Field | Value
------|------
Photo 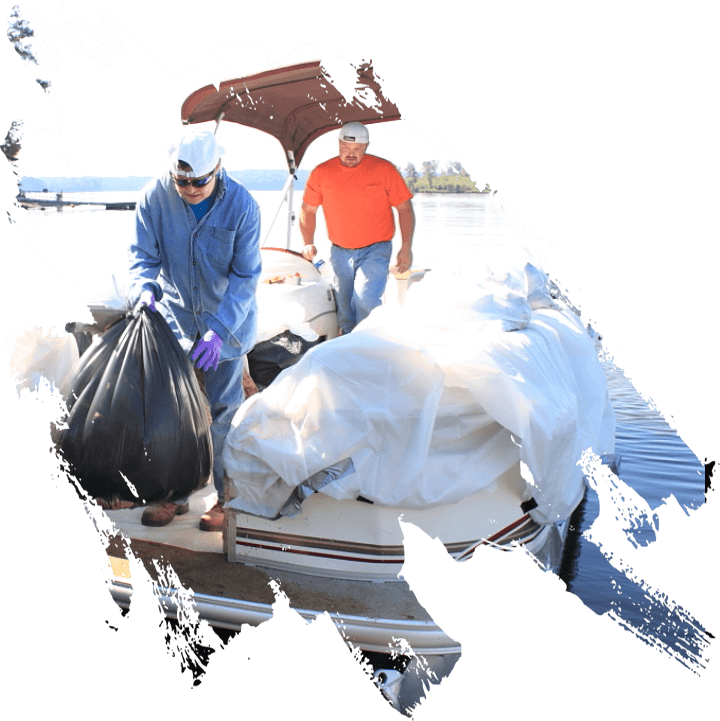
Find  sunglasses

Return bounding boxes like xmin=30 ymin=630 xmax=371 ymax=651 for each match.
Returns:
xmin=173 ymin=172 xmax=215 ymax=188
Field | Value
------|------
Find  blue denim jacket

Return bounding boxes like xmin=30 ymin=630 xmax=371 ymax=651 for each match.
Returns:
xmin=128 ymin=169 xmax=262 ymax=360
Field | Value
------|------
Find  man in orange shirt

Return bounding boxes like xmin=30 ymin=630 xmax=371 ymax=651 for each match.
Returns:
xmin=300 ymin=122 xmax=415 ymax=334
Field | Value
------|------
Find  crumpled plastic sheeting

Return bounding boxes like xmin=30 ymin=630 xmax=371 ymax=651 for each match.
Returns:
xmin=86 ymin=273 xmax=133 ymax=310
xmin=276 ymin=457 xmax=355 ymax=519
xmin=5 ymin=323 xmax=79 ymax=397
xmin=224 ymin=263 xmax=615 ymax=525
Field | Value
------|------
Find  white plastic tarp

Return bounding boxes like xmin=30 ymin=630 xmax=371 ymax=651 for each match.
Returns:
xmin=11 ymin=326 xmax=79 ymax=394
xmin=223 ymin=263 xmax=615 ymax=525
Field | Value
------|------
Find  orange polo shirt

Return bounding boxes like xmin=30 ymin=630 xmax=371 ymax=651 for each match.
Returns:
xmin=302 ymin=154 xmax=413 ymax=249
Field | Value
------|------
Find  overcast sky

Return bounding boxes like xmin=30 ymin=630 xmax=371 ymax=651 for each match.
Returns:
xmin=9 ymin=11 xmax=456 ymax=177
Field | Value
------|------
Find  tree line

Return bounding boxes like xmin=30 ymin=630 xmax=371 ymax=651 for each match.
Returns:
xmin=400 ymin=161 xmax=485 ymax=194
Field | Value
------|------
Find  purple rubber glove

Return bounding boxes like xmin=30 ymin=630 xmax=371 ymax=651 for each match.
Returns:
xmin=137 ymin=289 xmax=156 ymax=313
xmin=192 ymin=330 xmax=222 ymax=371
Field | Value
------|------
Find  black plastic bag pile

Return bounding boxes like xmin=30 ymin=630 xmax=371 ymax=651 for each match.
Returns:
xmin=56 ymin=307 xmax=213 ymax=505
xmin=247 ymin=330 xmax=320 ymax=390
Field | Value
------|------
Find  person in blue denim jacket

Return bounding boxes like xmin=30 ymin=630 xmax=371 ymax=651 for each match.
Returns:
xmin=128 ymin=128 xmax=262 ymax=530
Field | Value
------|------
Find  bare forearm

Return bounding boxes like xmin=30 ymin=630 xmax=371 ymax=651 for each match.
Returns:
xmin=299 ymin=205 xmax=317 ymax=245
xmin=397 ymin=203 xmax=415 ymax=250
xmin=299 ymin=203 xmax=318 ymax=259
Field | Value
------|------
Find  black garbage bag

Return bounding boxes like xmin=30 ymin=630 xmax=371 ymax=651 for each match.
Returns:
xmin=247 ymin=330 xmax=320 ymax=390
xmin=56 ymin=306 xmax=213 ymax=504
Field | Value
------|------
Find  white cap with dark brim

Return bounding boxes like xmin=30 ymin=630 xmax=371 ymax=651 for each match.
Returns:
xmin=169 ymin=129 xmax=225 ymax=177
xmin=338 ymin=122 xmax=369 ymax=144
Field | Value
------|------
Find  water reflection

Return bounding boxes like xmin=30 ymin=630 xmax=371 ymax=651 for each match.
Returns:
xmin=560 ymin=357 xmax=707 ymax=670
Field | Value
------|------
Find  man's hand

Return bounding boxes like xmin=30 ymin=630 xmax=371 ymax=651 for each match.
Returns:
xmin=393 ymin=247 xmax=413 ymax=275
xmin=301 ymin=244 xmax=317 ymax=261
xmin=133 ymin=289 xmax=156 ymax=315
xmin=193 ymin=330 xmax=223 ymax=371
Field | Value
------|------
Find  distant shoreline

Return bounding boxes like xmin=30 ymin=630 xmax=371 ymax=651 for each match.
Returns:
xmin=20 ymin=170 xmax=493 ymax=196
xmin=19 ymin=169 xmax=311 ymax=194
xmin=402 ymin=173 xmax=489 ymax=195
xmin=409 ymin=189 xmax=494 ymax=195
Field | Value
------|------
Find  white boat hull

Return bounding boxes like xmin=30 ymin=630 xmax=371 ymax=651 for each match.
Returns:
xmin=227 ymin=462 xmax=565 ymax=581
xmin=257 ymin=247 xmax=339 ymax=340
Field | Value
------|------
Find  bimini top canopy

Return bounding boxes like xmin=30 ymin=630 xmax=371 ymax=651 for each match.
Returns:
xmin=180 ymin=60 xmax=401 ymax=170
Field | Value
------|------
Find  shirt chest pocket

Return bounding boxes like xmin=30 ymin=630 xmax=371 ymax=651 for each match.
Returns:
xmin=359 ymin=182 xmax=388 ymax=206
xmin=204 ymin=227 xmax=235 ymax=267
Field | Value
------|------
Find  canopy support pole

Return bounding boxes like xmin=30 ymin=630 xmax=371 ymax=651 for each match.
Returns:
xmin=262 ymin=150 xmax=297 ymax=249
xmin=286 ymin=151 xmax=296 ymax=249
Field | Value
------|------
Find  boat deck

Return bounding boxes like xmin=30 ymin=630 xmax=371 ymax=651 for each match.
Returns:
xmin=97 ymin=423 xmax=565 ymax=658
xmin=106 ymin=534 xmax=433 ymax=623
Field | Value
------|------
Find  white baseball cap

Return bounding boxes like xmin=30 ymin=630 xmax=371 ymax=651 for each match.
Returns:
xmin=170 ymin=129 xmax=225 ymax=177
xmin=339 ymin=122 xmax=369 ymax=144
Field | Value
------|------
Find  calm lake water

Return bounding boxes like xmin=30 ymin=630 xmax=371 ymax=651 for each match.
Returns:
xmin=22 ymin=189 xmax=708 ymax=672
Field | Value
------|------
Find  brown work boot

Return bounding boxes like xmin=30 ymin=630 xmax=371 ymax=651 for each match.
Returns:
xmin=199 ymin=501 xmax=225 ymax=532
xmin=141 ymin=501 xmax=190 ymax=527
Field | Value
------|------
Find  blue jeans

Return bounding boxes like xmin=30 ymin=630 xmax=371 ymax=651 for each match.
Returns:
xmin=175 ymin=354 xmax=246 ymax=504
xmin=330 ymin=242 xmax=393 ymax=334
